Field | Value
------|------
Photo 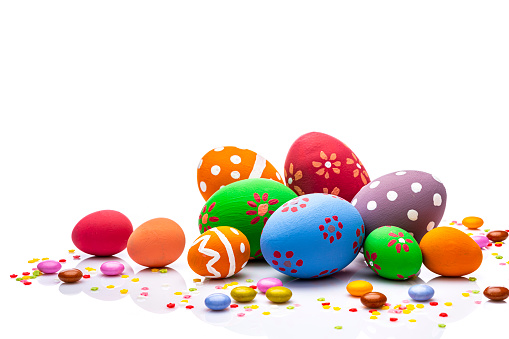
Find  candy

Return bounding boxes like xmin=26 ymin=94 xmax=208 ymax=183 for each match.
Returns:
xmin=120 ymin=289 xmax=128 ymax=294
xmin=346 ymin=280 xmax=373 ymax=297
xmin=360 ymin=292 xmax=387 ymax=308
xmin=10 ymin=274 xmax=17 ymax=278
xmin=58 ymin=269 xmax=83 ymax=283
xmin=37 ymin=260 xmax=62 ymax=274
xmin=100 ymin=261 xmax=125 ymax=276
xmin=430 ymin=302 xmax=438 ymax=306
xmin=83 ymin=275 xmax=90 ymax=279
xmin=231 ymin=286 xmax=257 ymax=302
xmin=444 ymin=302 xmax=452 ymax=306
xmin=462 ymin=216 xmax=483 ymax=229
xmin=487 ymin=230 xmax=508 ymax=242
xmin=471 ymin=235 xmax=490 ymax=248
xmin=408 ymin=284 xmax=435 ymax=301
xmin=483 ymin=286 xmax=509 ymax=301
xmin=166 ymin=303 xmax=175 ymax=308
xmin=256 ymin=278 xmax=283 ymax=293
xmin=265 ymin=286 xmax=292 ymax=303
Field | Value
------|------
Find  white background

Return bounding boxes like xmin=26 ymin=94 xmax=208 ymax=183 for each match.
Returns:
xmin=1 ymin=1 xmax=508 ymax=338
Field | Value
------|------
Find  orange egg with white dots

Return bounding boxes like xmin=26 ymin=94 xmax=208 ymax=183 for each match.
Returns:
xmin=187 ymin=226 xmax=250 ymax=278
xmin=197 ymin=146 xmax=284 ymax=200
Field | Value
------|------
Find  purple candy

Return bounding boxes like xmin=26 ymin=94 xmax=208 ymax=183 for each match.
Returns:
xmin=37 ymin=260 xmax=62 ymax=274
xmin=257 ymin=277 xmax=283 ymax=293
xmin=100 ymin=261 xmax=125 ymax=276
xmin=471 ymin=235 xmax=490 ymax=248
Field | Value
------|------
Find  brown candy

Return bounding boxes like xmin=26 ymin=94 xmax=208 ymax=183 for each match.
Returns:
xmin=58 ymin=268 xmax=83 ymax=283
xmin=360 ymin=292 xmax=387 ymax=308
xmin=483 ymin=286 xmax=509 ymax=301
xmin=486 ymin=230 xmax=508 ymax=243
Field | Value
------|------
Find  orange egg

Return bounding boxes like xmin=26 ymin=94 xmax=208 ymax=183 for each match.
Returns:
xmin=188 ymin=226 xmax=250 ymax=278
xmin=419 ymin=226 xmax=482 ymax=277
xmin=197 ymin=146 xmax=284 ymax=201
xmin=127 ymin=218 xmax=186 ymax=268
xmin=462 ymin=216 xmax=484 ymax=229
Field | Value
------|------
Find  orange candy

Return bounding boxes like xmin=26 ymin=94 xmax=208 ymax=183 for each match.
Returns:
xmin=188 ymin=226 xmax=250 ymax=278
xmin=197 ymin=146 xmax=284 ymax=201
xmin=127 ymin=218 xmax=186 ymax=268
xmin=462 ymin=216 xmax=484 ymax=229
xmin=420 ymin=226 xmax=482 ymax=277
xmin=346 ymin=280 xmax=373 ymax=297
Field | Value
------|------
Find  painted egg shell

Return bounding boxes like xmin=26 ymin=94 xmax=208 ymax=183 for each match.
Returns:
xmin=284 ymin=132 xmax=370 ymax=202
xmin=37 ymin=260 xmax=62 ymax=274
xmin=100 ymin=261 xmax=125 ymax=276
xmin=352 ymin=170 xmax=446 ymax=243
xmin=260 ymin=193 xmax=365 ymax=279
xmin=204 ymin=293 xmax=231 ymax=310
xmin=471 ymin=235 xmax=490 ymax=248
xmin=230 ymin=286 xmax=257 ymax=302
xmin=198 ymin=178 xmax=297 ymax=259
xmin=58 ymin=268 xmax=83 ymax=283
xmin=197 ymin=146 xmax=284 ymax=201
xmin=257 ymin=277 xmax=283 ymax=293
xmin=363 ymin=226 xmax=422 ymax=280
xmin=188 ymin=226 xmax=250 ymax=278
xmin=127 ymin=218 xmax=186 ymax=268
xmin=72 ymin=210 xmax=133 ymax=256
xmin=419 ymin=226 xmax=482 ymax=277
xmin=408 ymin=284 xmax=435 ymax=301
xmin=265 ymin=286 xmax=292 ymax=303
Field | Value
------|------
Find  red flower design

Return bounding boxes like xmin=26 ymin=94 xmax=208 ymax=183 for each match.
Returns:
xmin=318 ymin=216 xmax=343 ymax=244
xmin=246 ymin=192 xmax=279 ymax=225
xmin=281 ymin=197 xmax=309 ymax=213
xmin=199 ymin=202 xmax=219 ymax=232
xmin=387 ymin=232 xmax=414 ymax=253
xmin=364 ymin=251 xmax=381 ymax=275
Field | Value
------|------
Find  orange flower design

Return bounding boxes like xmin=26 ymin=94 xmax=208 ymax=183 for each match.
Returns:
xmin=323 ymin=187 xmax=340 ymax=195
xmin=346 ymin=153 xmax=369 ymax=185
xmin=285 ymin=163 xmax=304 ymax=195
xmin=312 ymin=151 xmax=341 ymax=179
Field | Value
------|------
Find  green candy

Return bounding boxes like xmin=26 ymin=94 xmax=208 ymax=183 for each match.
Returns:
xmin=33 ymin=270 xmax=41 ymax=276
xmin=364 ymin=226 xmax=423 ymax=280
xmin=438 ymin=324 xmax=446 ymax=328
xmin=91 ymin=287 xmax=99 ymax=291
xmin=334 ymin=326 xmax=343 ymax=330
xmin=198 ymin=178 xmax=297 ymax=258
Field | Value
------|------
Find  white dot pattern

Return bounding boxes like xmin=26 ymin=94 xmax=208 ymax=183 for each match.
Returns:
xmin=396 ymin=171 xmax=406 ymax=176
xmin=197 ymin=158 xmax=203 ymax=169
xmin=367 ymin=201 xmax=377 ymax=210
xmin=214 ymin=147 xmax=224 ymax=152
xmin=411 ymin=182 xmax=422 ymax=193
xmin=211 ymin=165 xmax=221 ymax=175
xmin=387 ymin=191 xmax=398 ymax=201
xmin=230 ymin=155 xmax=241 ymax=164
xmin=240 ymin=243 xmax=245 ymax=253
xmin=433 ymin=193 xmax=442 ymax=206
xmin=200 ymin=181 xmax=207 ymax=192
xmin=231 ymin=171 xmax=240 ymax=179
xmin=427 ymin=221 xmax=435 ymax=231
xmin=370 ymin=181 xmax=380 ymax=189
xmin=407 ymin=209 xmax=418 ymax=221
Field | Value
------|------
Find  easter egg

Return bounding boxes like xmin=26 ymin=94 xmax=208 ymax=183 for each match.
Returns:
xmin=204 ymin=293 xmax=232 ymax=310
xmin=462 ymin=216 xmax=483 ymax=229
xmin=197 ymin=146 xmax=284 ymax=201
xmin=284 ymin=132 xmax=370 ymax=201
xmin=198 ymin=178 xmax=297 ymax=259
xmin=100 ymin=261 xmax=125 ymax=276
xmin=352 ymin=170 xmax=447 ymax=243
xmin=360 ymin=292 xmax=387 ymax=308
xmin=230 ymin=286 xmax=257 ymax=302
xmin=483 ymin=286 xmax=509 ymax=301
xmin=58 ymin=268 xmax=83 ymax=283
xmin=72 ymin=210 xmax=133 ymax=256
xmin=257 ymin=277 xmax=283 ymax=293
xmin=265 ymin=286 xmax=292 ymax=303
xmin=188 ymin=226 xmax=250 ymax=278
xmin=260 ymin=193 xmax=365 ymax=279
xmin=127 ymin=218 xmax=186 ymax=268
xmin=486 ymin=230 xmax=508 ymax=242
xmin=419 ymin=226 xmax=482 ymax=277
xmin=363 ymin=226 xmax=422 ymax=280
xmin=408 ymin=284 xmax=435 ymax=301
xmin=471 ymin=235 xmax=490 ymax=248
xmin=346 ymin=280 xmax=373 ymax=297
xmin=37 ymin=260 xmax=62 ymax=274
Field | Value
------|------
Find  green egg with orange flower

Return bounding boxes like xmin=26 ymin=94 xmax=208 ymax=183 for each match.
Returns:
xmin=363 ymin=226 xmax=422 ymax=280
xmin=198 ymin=178 xmax=297 ymax=259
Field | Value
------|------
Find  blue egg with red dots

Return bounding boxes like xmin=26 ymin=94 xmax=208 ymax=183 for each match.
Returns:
xmin=260 ymin=193 xmax=365 ymax=279
xmin=408 ymin=284 xmax=435 ymax=301
xmin=204 ymin=293 xmax=231 ymax=311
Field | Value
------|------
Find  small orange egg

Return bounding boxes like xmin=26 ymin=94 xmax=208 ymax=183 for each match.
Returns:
xmin=346 ymin=280 xmax=373 ymax=297
xmin=462 ymin=216 xmax=484 ymax=229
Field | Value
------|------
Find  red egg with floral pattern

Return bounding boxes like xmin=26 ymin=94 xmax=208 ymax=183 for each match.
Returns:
xmin=284 ymin=132 xmax=370 ymax=202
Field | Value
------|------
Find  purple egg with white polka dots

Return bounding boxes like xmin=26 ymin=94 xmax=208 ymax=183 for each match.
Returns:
xmin=352 ymin=170 xmax=446 ymax=243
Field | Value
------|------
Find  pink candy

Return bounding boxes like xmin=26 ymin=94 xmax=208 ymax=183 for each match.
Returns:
xmin=256 ymin=277 xmax=283 ymax=293
xmin=100 ymin=261 xmax=125 ymax=276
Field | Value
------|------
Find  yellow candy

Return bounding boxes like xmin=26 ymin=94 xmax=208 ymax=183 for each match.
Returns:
xmin=444 ymin=302 xmax=452 ymax=306
xmin=370 ymin=316 xmax=378 ymax=319
xmin=121 ymin=275 xmax=129 ymax=278
xmin=193 ymin=278 xmax=202 ymax=283
xmin=323 ymin=305 xmax=331 ymax=309
xmin=28 ymin=260 xmax=35 ymax=263
xmin=106 ymin=285 xmax=115 ymax=289
xmin=409 ymin=319 xmax=417 ymax=323
xmin=42 ymin=258 xmax=49 ymax=260
xmin=416 ymin=304 xmax=424 ymax=309
xmin=131 ymin=278 xmax=139 ymax=282
xmin=181 ymin=299 xmax=188 ymax=303
xmin=120 ymin=289 xmax=128 ymax=294
xmin=462 ymin=293 xmax=470 ymax=297
xmin=266 ymin=286 xmax=292 ymax=303
xmin=68 ymin=250 xmax=75 ymax=253
xmin=333 ymin=307 xmax=341 ymax=311
xmin=230 ymin=282 xmax=239 ymax=285
xmin=492 ymin=253 xmax=499 ymax=256
xmin=262 ymin=312 xmax=270 ymax=315
xmin=85 ymin=267 xmax=95 ymax=272
xmin=151 ymin=269 xmax=159 ymax=272
xmin=251 ymin=305 xmax=259 ymax=309
xmin=231 ymin=286 xmax=257 ymax=302
xmin=496 ymin=242 xmax=503 ymax=245
xmin=381 ymin=306 xmax=390 ymax=310
xmin=407 ymin=304 xmax=415 ymax=310
xmin=403 ymin=310 xmax=411 ymax=314
xmin=372 ymin=311 xmax=380 ymax=315
xmin=467 ymin=233 xmax=473 ymax=236
xmin=174 ymin=292 xmax=183 ymax=295
xmin=21 ymin=276 xmax=31 ymax=280
xmin=394 ymin=304 xmax=401 ymax=309
xmin=346 ymin=280 xmax=373 ymax=297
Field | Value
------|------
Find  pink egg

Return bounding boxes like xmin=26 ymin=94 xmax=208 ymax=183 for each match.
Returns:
xmin=100 ymin=261 xmax=125 ymax=276
xmin=37 ymin=260 xmax=62 ymax=274
xmin=256 ymin=277 xmax=283 ymax=293
xmin=471 ymin=235 xmax=490 ymax=248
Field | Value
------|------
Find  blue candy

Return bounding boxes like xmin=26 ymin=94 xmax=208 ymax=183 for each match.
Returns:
xmin=204 ymin=293 xmax=231 ymax=311
xmin=408 ymin=284 xmax=435 ymax=301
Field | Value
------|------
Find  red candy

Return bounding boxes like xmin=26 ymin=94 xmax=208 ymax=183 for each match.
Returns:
xmin=166 ymin=303 xmax=175 ymax=308
xmin=369 ymin=309 xmax=377 ymax=313
xmin=82 ymin=275 xmax=91 ymax=279
xmin=22 ymin=272 xmax=30 ymax=276
xmin=439 ymin=313 xmax=448 ymax=317
xmin=10 ymin=274 xmax=17 ymax=278
xmin=73 ymin=255 xmax=81 ymax=259
xmin=430 ymin=302 xmax=438 ymax=306
xmin=390 ymin=318 xmax=398 ymax=322
xmin=249 ymin=285 xmax=257 ymax=289
xmin=230 ymin=304 xmax=239 ymax=308
xmin=185 ymin=305 xmax=194 ymax=309
xmin=349 ymin=308 xmax=357 ymax=312
xmin=22 ymin=281 xmax=32 ymax=285
xmin=487 ymin=243 xmax=493 ymax=247
xmin=322 ymin=302 xmax=331 ymax=306
xmin=495 ymin=243 xmax=502 ymax=247
xmin=59 ymin=259 xmax=66 ymax=263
